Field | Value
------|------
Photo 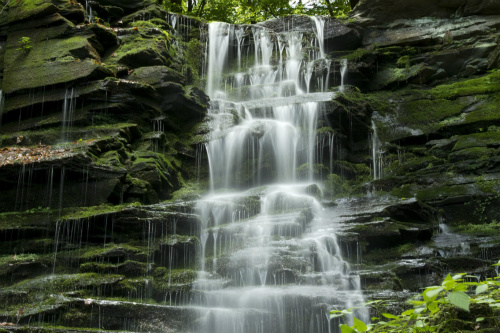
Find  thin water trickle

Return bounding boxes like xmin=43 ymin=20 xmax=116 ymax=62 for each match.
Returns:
xmin=370 ymin=120 xmax=383 ymax=180
xmin=193 ymin=18 xmax=367 ymax=333
xmin=0 ymin=89 xmax=4 ymax=128
xmin=61 ymin=88 xmax=76 ymax=142
xmin=340 ymin=59 xmax=347 ymax=92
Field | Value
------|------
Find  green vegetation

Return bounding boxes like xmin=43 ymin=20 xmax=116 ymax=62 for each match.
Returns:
xmin=17 ymin=37 xmax=32 ymax=53
xmin=332 ymin=265 xmax=500 ymax=333
xmin=162 ymin=0 xmax=352 ymax=23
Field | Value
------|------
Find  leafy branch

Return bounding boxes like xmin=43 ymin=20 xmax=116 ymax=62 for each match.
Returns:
xmin=331 ymin=261 xmax=500 ymax=333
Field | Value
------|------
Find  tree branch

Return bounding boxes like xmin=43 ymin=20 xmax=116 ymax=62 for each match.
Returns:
xmin=0 ymin=0 xmax=11 ymax=16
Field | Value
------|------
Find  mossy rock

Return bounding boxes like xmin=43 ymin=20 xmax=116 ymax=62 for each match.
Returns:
xmin=121 ymin=4 xmax=167 ymax=25
xmin=449 ymin=147 xmax=498 ymax=163
xmin=3 ymin=26 xmax=111 ymax=94
xmin=105 ymin=32 xmax=170 ymax=69
xmin=6 ymin=0 xmax=58 ymax=25
xmin=92 ymin=0 xmax=155 ymax=13
xmin=371 ymin=63 xmax=425 ymax=90
xmin=127 ymin=65 xmax=185 ymax=88
xmin=452 ymin=131 xmax=500 ymax=152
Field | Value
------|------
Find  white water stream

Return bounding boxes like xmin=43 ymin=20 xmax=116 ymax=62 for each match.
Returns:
xmin=193 ymin=18 xmax=367 ymax=333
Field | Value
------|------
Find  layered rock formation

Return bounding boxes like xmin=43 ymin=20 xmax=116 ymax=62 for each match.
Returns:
xmin=0 ymin=0 xmax=499 ymax=332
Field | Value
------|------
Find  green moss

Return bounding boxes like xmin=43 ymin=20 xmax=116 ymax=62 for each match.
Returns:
xmin=398 ymin=99 xmax=463 ymax=130
xmin=129 ymin=20 xmax=163 ymax=29
xmin=430 ymin=71 xmax=500 ymax=100
xmin=0 ymin=253 xmax=40 ymax=266
xmin=80 ymin=243 xmax=144 ymax=260
xmin=60 ymin=203 xmax=139 ymax=220
xmin=452 ymin=131 xmax=500 ymax=151
xmin=7 ymin=0 xmax=57 ymax=24
xmin=8 ymin=273 xmax=123 ymax=294
xmin=161 ymin=234 xmax=199 ymax=246
xmin=105 ymin=33 xmax=170 ymax=68
xmin=296 ymin=163 xmax=328 ymax=179
xmin=316 ymin=126 xmax=335 ymax=134
xmin=184 ymin=38 xmax=203 ymax=83
xmin=416 ymin=184 xmax=469 ymax=202
xmin=170 ymin=181 xmax=206 ymax=201
xmin=455 ymin=220 xmax=500 ymax=235
xmin=391 ymin=184 xmax=416 ymax=199
xmin=339 ymin=48 xmax=372 ymax=61
xmin=375 ymin=63 xmax=424 ymax=87
xmin=396 ymin=55 xmax=410 ymax=69
xmin=449 ymin=147 xmax=497 ymax=162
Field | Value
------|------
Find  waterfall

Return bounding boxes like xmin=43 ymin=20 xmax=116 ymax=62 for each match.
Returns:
xmin=61 ymin=87 xmax=76 ymax=142
xmin=312 ymin=17 xmax=326 ymax=59
xmin=194 ymin=18 xmax=367 ymax=333
xmin=370 ymin=120 xmax=383 ymax=180
xmin=340 ymin=59 xmax=347 ymax=92
xmin=206 ymin=22 xmax=230 ymax=99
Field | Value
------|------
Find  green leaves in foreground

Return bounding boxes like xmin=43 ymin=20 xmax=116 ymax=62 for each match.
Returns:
xmin=331 ymin=261 xmax=500 ymax=333
xmin=448 ymin=291 xmax=470 ymax=312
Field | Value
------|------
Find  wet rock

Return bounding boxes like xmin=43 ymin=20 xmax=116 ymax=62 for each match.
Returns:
xmin=105 ymin=32 xmax=171 ymax=69
xmin=380 ymin=200 xmax=436 ymax=224
xmin=352 ymin=0 xmax=500 ymax=24
xmin=127 ymin=65 xmax=186 ymax=88
xmin=6 ymin=0 xmax=59 ymax=25
xmin=2 ymin=20 xmax=113 ymax=94
xmin=161 ymin=85 xmax=208 ymax=130
xmin=92 ymin=0 xmax=156 ymax=15
xmin=121 ymin=4 xmax=167 ymax=25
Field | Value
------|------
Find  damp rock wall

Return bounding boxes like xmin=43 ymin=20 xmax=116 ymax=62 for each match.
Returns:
xmin=0 ymin=0 xmax=499 ymax=332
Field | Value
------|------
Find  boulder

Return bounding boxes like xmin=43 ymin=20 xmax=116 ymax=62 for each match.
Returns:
xmin=126 ymin=65 xmax=186 ymax=88
xmin=104 ymin=32 xmax=171 ymax=69
xmin=2 ymin=19 xmax=113 ymax=94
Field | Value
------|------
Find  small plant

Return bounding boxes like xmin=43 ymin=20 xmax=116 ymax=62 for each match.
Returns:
xmin=331 ymin=262 xmax=500 ymax=333
xmin=17 ymin=36 xmax=32 ymax=53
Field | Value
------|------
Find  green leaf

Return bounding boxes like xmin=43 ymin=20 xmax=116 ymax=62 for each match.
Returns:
xmin=340 ymin=324 xmax=356 ymax=333
xmin=353 ymin=317 xmax=367 ymax=332
xmin=476 ymin=284 xmax=488 ymax=294
xmin=453 ymin=283 xmax=468 ymax=292
xmin=401 ymin=309 xmax=414 ymax=316
xmin=476 ymin=317 xmax=485 ymax=322
xmin=330 ymin=313 xmax=344 ymax=319
xmin=415 ymin=307 xmax=426 ymax=314
xmin=443 ymin=274 xmax=453 ymax=282
xmin=452 ymin=273 xmax=465 ymax=280
xmin=448 ymin=291 xmax=470 ymax=312
xmin=424 ymin=287 xmax=443 ymax=301
xmin=382 ymin=313 xmax=399 ymax=319
xmin=427 ymin=300 xmax=439 ymax=314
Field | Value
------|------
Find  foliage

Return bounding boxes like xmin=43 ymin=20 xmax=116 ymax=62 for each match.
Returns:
xmin=161 ymin=0 xmax=352 ymax=23
xmin=17 ymin=37 xmax=32 ymax=53
xmin=331 ymin=263 xmax=500 ymax=333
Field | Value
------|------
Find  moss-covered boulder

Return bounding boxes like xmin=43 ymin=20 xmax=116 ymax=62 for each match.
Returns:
xmin=2 ymin=17 xmax=112 ymax=94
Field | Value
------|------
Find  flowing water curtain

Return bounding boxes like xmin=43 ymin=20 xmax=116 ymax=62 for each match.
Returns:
xmin=193 ymin=17 xmax=368 ymax=333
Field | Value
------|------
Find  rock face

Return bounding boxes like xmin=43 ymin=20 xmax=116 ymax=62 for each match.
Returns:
xmin=352 ymin=0 xmax=500 ymax=23
xmin=0 ymin=0 xmax=499 ymax=332
xmin=0 ymin=0 xmax=207 ymax=208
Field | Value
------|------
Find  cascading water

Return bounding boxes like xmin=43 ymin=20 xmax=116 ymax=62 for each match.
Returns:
xmin=370 ymin=120 xmax=383 ymax=180
xmin=340 ymin=59 xmax=347 ymax=92
xmin=193 ymin=17 xmax=367 ymax=333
